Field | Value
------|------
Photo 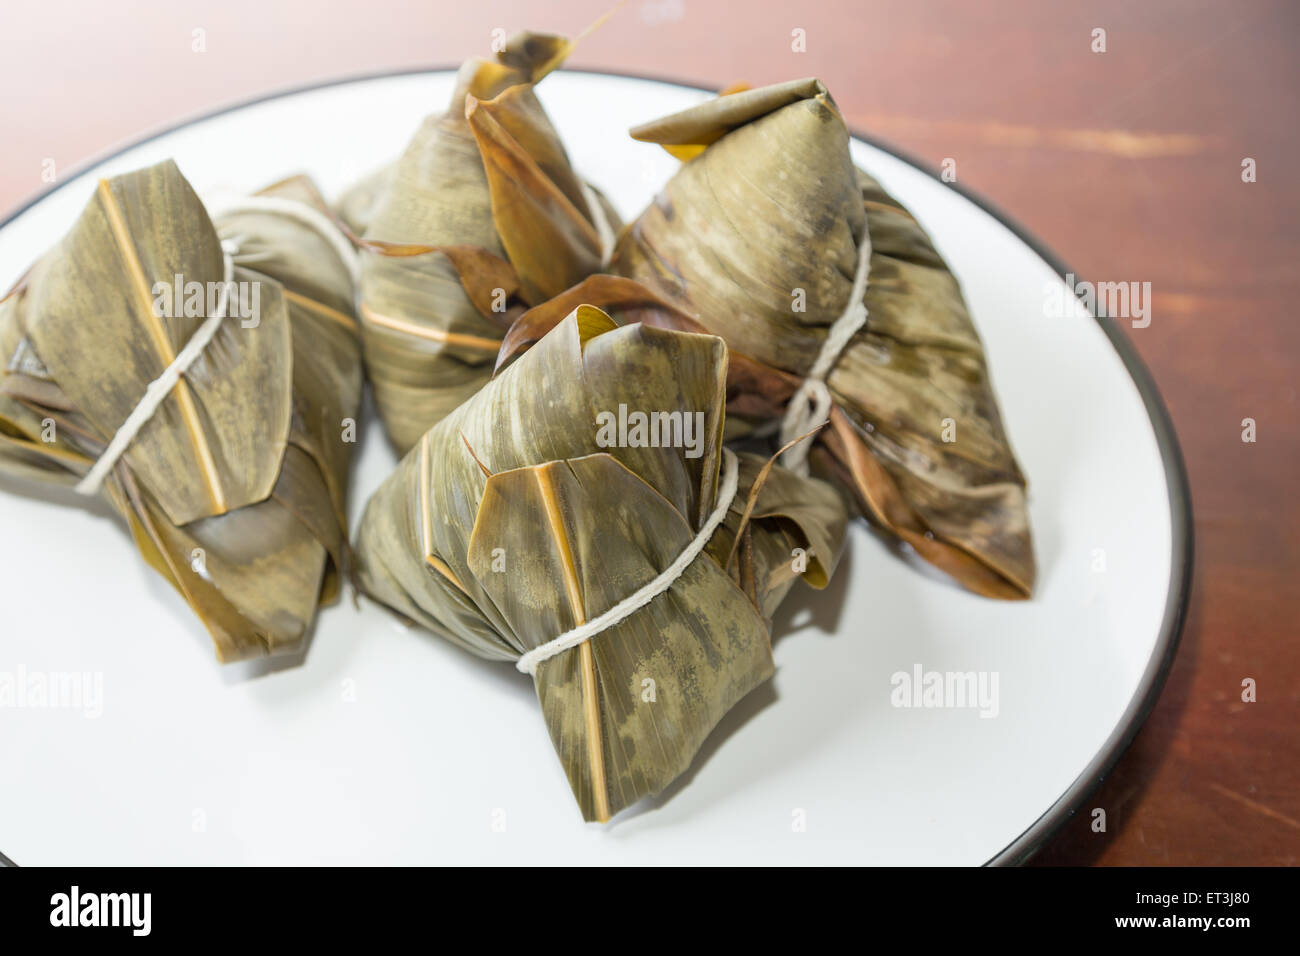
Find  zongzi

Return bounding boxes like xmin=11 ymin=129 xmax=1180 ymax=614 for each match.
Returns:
xmin=355 ymin=31 xmax=621 ymax=453
xmin=355 ymin=306 xmax=847 ymax=821
xmin=0 ymin=161 xmax=363 ymax=662
xmin=599 ymin=79 xmax=1034 ymax=599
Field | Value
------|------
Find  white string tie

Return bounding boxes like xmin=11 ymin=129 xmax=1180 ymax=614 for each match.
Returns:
xmin=515 ymin=448 xmax=740 ymax=676
xmin=778 ymin=227 xmax=873 ymax=476
xmin=75 ymin=243 xmax=238 ymax=497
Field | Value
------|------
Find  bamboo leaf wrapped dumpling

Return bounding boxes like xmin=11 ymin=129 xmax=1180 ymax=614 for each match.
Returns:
xmin=0 ymin=161 xmax=363 ymax=662
xmin=358 ymin=32 xmax=620 ymax=453
xmin=212 ymin=174 xmax=365 ymax=536
xmin=609 ymin=79 xmax=1035 ymax=600
xmin=356 ymin=306 xmax=847 ymax=821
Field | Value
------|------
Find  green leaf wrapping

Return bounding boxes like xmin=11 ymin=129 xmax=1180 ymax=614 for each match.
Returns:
xmin=611 ymin=79 xmax=1036 ymax=599
xmin=356 ymin=307 xmax=847 ymax=820
xmin=356 ymin=32 xmax=621 ymax=453
xmin=0 ymin=162 xmax=363 ymax=661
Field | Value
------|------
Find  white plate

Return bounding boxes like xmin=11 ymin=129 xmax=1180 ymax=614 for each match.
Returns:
xmin=0 ymin=70 xmax=1190 ymax=866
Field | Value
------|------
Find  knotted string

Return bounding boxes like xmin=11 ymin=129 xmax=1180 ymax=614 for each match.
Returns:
xmin=75 ymin=244 xmax=238 ymax=497
xmin=778 ymin=225 xmax=874 ymax=476
xmin=75 ymin=194 xmax=362 ymax=497
xmin=515 ymin=447 xmax=740 ymax=676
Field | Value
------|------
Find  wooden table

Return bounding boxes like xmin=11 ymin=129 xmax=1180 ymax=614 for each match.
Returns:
xmin=1 ymin=0 xmax=1295 ymax=865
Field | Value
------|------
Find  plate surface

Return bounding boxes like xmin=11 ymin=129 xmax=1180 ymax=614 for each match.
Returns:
xmin=0 ymin=70 xmax=1189 ymax=865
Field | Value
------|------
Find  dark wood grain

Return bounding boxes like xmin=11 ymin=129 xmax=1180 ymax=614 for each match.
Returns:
xmin=1 ymin=0 xmax=1296 ymax=865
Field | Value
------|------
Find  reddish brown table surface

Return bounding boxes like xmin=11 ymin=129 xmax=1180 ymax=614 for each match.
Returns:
xmin=2 ymin=0 xmax=1296 ymax=865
